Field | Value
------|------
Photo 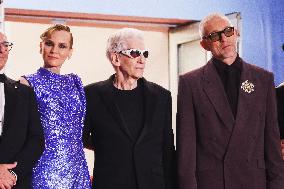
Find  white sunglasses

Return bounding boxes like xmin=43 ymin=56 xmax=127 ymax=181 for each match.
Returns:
xmin=119 ymin=49 xmax=149 ymax=59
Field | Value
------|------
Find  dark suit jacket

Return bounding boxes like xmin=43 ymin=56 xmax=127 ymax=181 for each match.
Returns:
xmin=177 ymin=59 xmax=284 ymax=189
xmin=83 ymin=76 xmax=175 ymax=189
xmin=276 ymin=83 xmax=284 ymax=139
xmin=0 ymin=76 xmax=44 ymax=189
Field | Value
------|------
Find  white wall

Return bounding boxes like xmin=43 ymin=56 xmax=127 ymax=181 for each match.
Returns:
xmin=4 ymin=22 xmax=169 ymax=89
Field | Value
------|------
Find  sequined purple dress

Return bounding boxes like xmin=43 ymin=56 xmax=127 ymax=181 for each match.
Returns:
xmin=24 ymin=68 xmax=91 ymax=189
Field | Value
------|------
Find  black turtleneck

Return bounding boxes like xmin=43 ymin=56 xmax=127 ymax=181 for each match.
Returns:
xmin=114 ymin=81 xmax=144 ymax=141
xmin=213 ymin=56 xmax=243 ymax=118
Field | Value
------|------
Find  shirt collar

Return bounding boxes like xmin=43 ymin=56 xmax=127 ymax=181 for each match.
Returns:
xmin=213 ymin=55 xmax=242 ymax=74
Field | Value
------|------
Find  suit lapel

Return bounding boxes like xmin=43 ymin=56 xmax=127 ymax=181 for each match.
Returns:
xmin=100 ymin=76 xmax=134 ymax=142
xmin=225 ymin=61 xmax=258 ymax=155
xmin=235 ymin=62 xmax=257 ymax=131
xmin=202 ymin=61 xmax=235 ymax=131
xmin=3 ymin=79 xmax=18 ymax=135
xmin=137 ymin=79 xmax=157 ymax=144
xmin=0 ymin=78 xmax=19 ymax=158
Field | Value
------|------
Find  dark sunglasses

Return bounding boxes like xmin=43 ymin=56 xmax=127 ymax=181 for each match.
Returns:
xmin=119 ymin=49 xmax=149 ymax=59
xmin=202 ymin=27 xmax=234 ymax=42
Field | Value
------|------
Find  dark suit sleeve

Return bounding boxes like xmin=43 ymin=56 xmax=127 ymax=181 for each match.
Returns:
xmin=276 ymin=86 xmax=284 ymax=139
xmin=176 ymin=76 xmax=197 ymax=189
xmin=83 ymin=87 xmax=95 ymax=150
xmin=264 ymin=74 xmax=284 ymax=189
xmin=12 ymin=87 xmax=44 ymax=183
xmin=162 ymin=92 xmax=176 ymax=189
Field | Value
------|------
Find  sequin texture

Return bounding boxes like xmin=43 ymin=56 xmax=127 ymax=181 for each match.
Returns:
xmin=25 ymin=68 xmax=91 ymax=189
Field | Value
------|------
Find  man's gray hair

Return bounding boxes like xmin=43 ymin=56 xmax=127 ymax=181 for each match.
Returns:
xmin=106 ymin=28 xmax=144 ymax=62
xmin=199 ymin=13 xmax=233 ymax=38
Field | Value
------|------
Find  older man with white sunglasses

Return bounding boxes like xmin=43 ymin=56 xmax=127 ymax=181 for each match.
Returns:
xmin=83 ymin=28 xmax=176 ymax=189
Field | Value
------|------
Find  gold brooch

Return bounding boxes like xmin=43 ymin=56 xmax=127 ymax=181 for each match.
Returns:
xmin=241 ymin=80 xmax=254 ymax=93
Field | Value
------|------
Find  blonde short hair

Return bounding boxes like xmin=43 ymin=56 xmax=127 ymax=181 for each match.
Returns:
xmin=40 ymin=24 xmax=73 ymax=49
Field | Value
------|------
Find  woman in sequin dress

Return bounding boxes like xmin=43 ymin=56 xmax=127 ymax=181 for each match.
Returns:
xmin=20 ymin=24 xmax=91 ymax=189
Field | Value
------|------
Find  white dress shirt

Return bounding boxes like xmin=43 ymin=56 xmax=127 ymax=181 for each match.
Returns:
xmin=0 ymin=68 xmax=5 ymax=136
